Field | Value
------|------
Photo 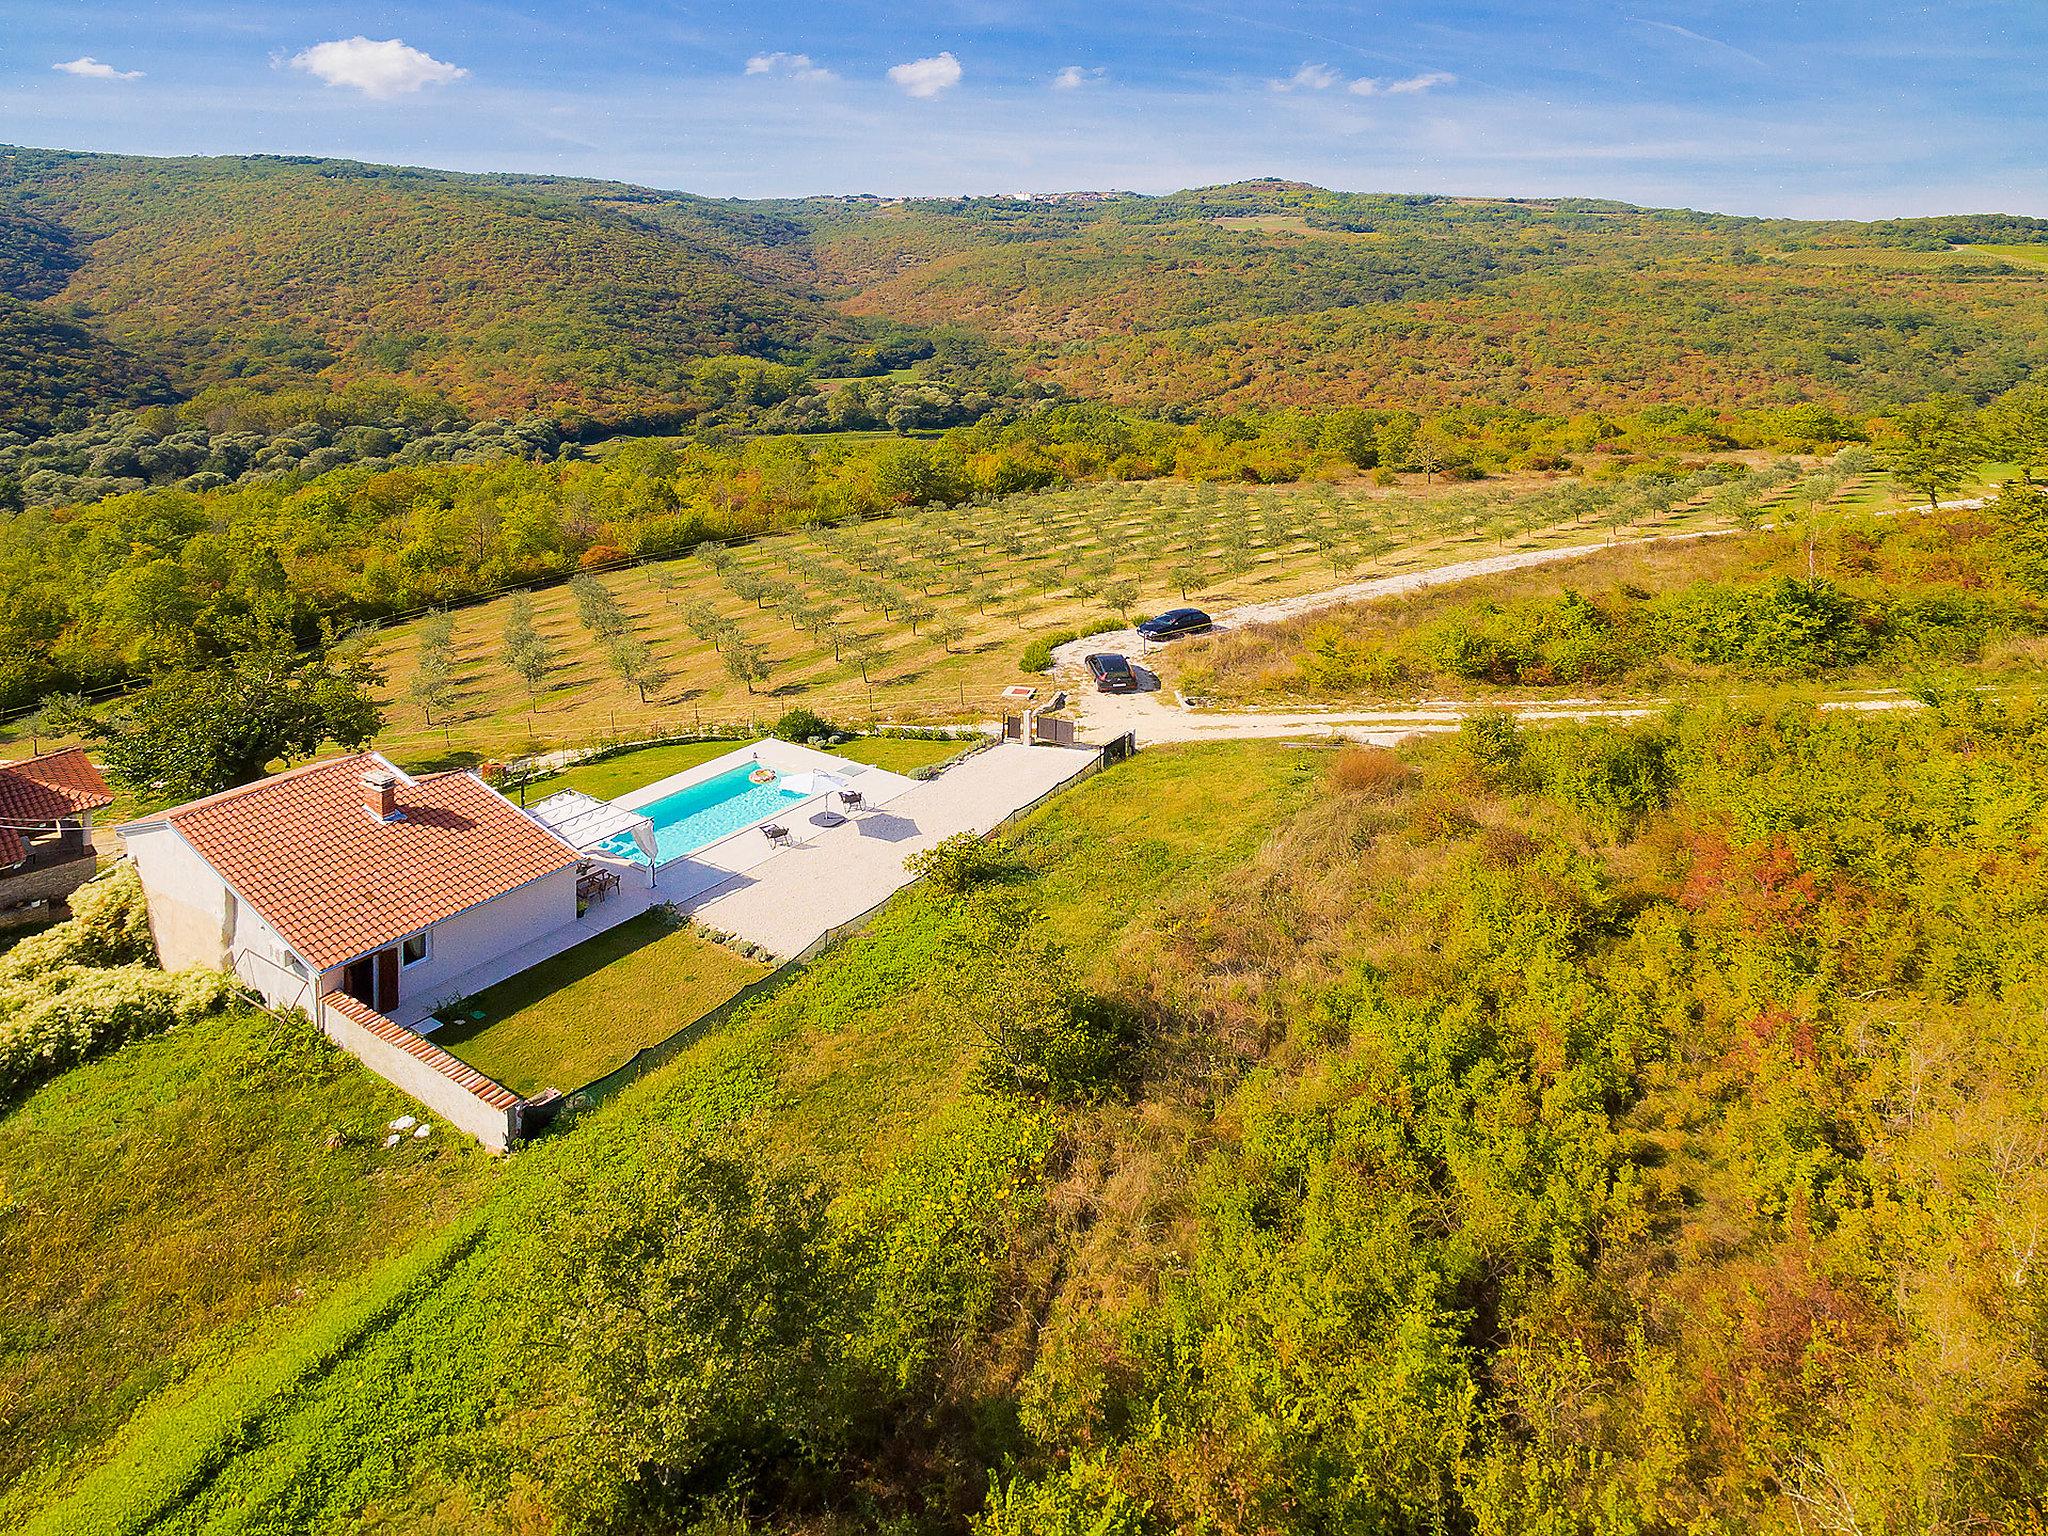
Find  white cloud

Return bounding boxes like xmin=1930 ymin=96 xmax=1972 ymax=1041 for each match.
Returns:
xmin=53 ymin=57 xmax=143 ymax=81
xmin=288 ymin=37 xmax=467 ymax=99
xmin=888 ymin=52 xmax=963 ymax=99
xmin=1052 ymin=65 xmax=1106 ymax=91
xmin=1348 ymin=69 xmax=1457 ymax=96
xmin=745 ymin=51 xmax=836 ymax=82
xmin=1272 ymin=63 xmax=1342 ymax=93
xmin=1382 ymin=70 xmax=1457 ymax=95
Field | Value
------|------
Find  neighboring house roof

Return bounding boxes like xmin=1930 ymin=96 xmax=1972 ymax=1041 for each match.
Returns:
xmin=0 ymin=827 xmax=24 ymax=866
xmin=124 ymin=752 xmax=578 ymax=971
xmin=0 ymin=747 xmax=114 ymax=825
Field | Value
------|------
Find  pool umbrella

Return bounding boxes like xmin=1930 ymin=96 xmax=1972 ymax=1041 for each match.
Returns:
xmin=780 ymin=769 xmax=851 ymax=797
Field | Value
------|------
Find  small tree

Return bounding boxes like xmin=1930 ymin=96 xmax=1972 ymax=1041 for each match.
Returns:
xmin=722 ymin=639 xmax=770 ymax=695
xmin=644 ymin=562 xmax=682 ymax=604
xmin=408 ymin=649 xmax=456 ymax=725
xmin=608 ymin=633 xmax=670 ymax=702
xmin=932 ymin=619 xmax=968 ymax=654
xmin=520 ymin=1140 xmax=842 ymax=1532
xmin=1984 ymin=382 xmax=2048 ymax=483
xmin=1879 ymin=397 xmax=1981 ymax=510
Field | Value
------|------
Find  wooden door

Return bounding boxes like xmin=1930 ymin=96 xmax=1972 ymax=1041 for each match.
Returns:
xmin=375 ymin=947 xmax=400 ymax=1012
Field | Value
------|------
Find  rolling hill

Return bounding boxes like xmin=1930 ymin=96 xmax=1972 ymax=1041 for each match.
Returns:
xmin=4 ymin=149 xmax=2048 ymax=436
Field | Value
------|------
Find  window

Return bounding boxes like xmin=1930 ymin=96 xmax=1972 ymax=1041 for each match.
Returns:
xmin=400 ymin=930 xmax=430 ymax=968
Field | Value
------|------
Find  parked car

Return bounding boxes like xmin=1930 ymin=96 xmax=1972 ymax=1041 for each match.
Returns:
xmin=1136 ymin=607 xmax=1212 ymax=640
xmin=1087 ymin=652 xmax=1139 ymax=692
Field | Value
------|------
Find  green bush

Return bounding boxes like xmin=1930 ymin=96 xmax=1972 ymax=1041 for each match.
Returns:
xmin=772 ymin=706 xmax=838 ymax=743
xmin=0 ymin=863 xmax=236 ymax=1102
xmin=905 ymin=832 xmax=1011 ymax=897
xmin=1021 ymin=630 xmax=1080 ymax=673
xmin=0 ymin=862 xmax=154 ymax=983
xmin=0 ymin=965 xmax=240 ymax=1103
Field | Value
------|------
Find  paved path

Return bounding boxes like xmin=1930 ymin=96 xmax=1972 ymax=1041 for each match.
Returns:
xmin=682 ymin=741 xmax=1099 ymax=959
xmin=1048 ymin=530 xmax=1737 ymax=687
xmin=1047 ymin=527 xmax=1924 ymax=746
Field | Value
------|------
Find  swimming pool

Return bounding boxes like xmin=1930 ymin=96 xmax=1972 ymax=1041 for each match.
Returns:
xmin=603 ymin=763 xmax=809 ymax=865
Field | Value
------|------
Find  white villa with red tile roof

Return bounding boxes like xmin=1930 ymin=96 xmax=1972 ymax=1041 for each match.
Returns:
xmin=0 ymin=747 xmax=115 ymax=928
xmin=120 ymin=752 xmax=584 ymax=1149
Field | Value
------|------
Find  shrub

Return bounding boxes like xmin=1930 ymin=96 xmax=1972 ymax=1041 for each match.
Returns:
xmin=978 ymin=1452 xmax=1150 ymax=1536
xmin=906 ymin=832 xmax=1010 ymax=897
xmin=0 ymin=965 xmax=240 ymax=1102
xmin=1531 ymin=723 xmax=1673 ymax=836
xmin=0 ymin=863 xmax=155 ymax=985
xmin=0 ymin=863 xmax=237 ymax=1102
xmin=1328 ymin=745 xmax=1412 ymax=798
xmin=773 ymin=706 xmax=837 ymax=743
xmin=1021 ymin=630 xmax=1080 ymax=673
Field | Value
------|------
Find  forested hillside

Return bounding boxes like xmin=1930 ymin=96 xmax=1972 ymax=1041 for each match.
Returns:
xmin=5 ymin=149 xmax=2048 ymax=436
xmin=796 ymin=183 xmax=2048 ymax=411
xmin=0 ymin=148 xmax=876 ymax=422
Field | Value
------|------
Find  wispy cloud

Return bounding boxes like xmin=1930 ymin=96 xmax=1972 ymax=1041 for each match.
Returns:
xmin=287 ymin=37 xmax=467 ymax=99
xmin=888 ymin=52 xmax=963 ymax=99
xmin=1277 ymin=63 xmax=1455 ymax=96
xmin=745 ymin=51 xmax=836 ymax=83
xmin=53 ymin=57 xmax=143 ymax=81
xmin=1271 ymin=62 xmax=1342 ymax=92
xmin=1629 ymin=18 xmax=1768 ymax=70
xmin=1352 ymin=70 xmax=1457 ymax=96
xmin=1052 ymin=65 xmax=1107 ymax=91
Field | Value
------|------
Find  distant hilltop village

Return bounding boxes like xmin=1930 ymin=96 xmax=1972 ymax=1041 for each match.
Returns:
xmin=816 ymin=189 xmax=1135 ymax=206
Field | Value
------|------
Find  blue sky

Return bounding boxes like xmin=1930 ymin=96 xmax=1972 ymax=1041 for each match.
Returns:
xmin=3 ymin=2 xmax=2044 ymax=217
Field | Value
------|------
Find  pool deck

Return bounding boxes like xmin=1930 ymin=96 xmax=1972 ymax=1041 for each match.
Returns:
xmin=685 ymin=740 xmax=1100 ymax=959
xmin=403 ymin=738 xmax=1100 ymax=1029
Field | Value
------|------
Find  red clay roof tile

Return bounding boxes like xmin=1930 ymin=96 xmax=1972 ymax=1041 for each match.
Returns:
xmin=0 ymin=748 xmax=114 ymax=823
xmin=147 ymin=753 xmax=577 ymax=971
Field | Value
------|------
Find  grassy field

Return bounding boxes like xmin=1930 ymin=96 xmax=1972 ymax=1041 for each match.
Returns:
xmin=1967 ymin=244 xmax=2048 ymax=271
xmin=430 ymin=911 xmax=770 ymax=1096
xmin=0 ymin=1007 xmax=495 ymax=1513
xmin=9 ymin=739 xmax=1312 ymax=1533
xmin=359 ymin=474 xmax=1762 ymax=766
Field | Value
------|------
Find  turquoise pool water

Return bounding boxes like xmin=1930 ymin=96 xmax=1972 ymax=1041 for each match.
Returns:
xmin=604 ymin=764 xmax=808 ymax=865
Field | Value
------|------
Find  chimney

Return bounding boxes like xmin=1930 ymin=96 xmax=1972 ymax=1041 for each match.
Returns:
xmin=363 ymin=768 xmax=399 ymax=822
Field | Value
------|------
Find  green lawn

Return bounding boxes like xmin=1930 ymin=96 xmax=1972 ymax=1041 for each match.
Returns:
xmin=826 ymin=735 xmax=969 ymax=774
xmin=431 ymin=911 xmax=770 ymax=1096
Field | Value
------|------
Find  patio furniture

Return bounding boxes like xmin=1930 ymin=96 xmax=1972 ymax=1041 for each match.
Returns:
xmin=761 ymin=823 xmax=792 ymax=848
xmin=838 ymin=789 xmax=866 ymax=811
xmin=576 ymin=862 xmax=621 ymax=903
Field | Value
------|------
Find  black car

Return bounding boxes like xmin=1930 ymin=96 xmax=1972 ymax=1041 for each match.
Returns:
xmin=1136 ymin=607 xmax=1212 ymax=640
xmin=1086 ymin=652 xmax=1139 ymax=692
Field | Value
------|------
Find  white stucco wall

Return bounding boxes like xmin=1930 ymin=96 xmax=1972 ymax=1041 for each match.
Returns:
xmin=123 ymin=824 xmax=233 ymax=974
xmin=374 ymin=865 xmax=579 ymax=1013
xmin=318 ymin=995 xmax=519 ymax=1153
